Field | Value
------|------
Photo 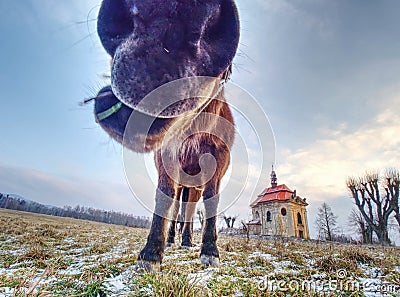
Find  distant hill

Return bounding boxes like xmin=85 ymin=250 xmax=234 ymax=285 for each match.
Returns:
xmin=0 ymin=192 xmax=151 ymax=228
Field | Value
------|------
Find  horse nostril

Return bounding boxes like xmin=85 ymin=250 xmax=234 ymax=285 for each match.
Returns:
xmin=97 ymin=0 xmax=135 ymax=56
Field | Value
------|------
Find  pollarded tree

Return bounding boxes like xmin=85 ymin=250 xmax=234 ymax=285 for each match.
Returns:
xmin=346 ymin=170 xmax=399 ymax=245
xmin=231 ymin=215 xmax=237 ymax=228
xmin=222 ymin=213 xmax=238 ymax=228
xmin=223 ymin=215 xmax=232 ymax=229
xmin=384 ymin=169 xmax=400 ymax=229
xmin=197 ymin=209 xmax=204 ymax=227
xmin=315 ymin=202 xmax=338 ymax=241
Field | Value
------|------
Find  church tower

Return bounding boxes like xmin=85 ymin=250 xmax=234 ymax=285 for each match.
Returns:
xmin=247 ymin=167 xmax=310 ymax=239
xmin=270 ymin=165 xmax=277 ymax=188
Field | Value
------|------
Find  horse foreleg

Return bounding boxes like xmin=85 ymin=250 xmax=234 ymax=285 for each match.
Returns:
xmin=200 ymin=179 xmax=221 ymax=267
xmin=166 ymin=187 xmax=183 ymax=246
xmin=138 ymin=170 xmax=177 ymax=272
xmin=181 ymin=187 xmax=201 ymax=247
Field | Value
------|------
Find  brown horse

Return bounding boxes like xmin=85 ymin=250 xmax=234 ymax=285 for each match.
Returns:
xmin=91 ymin=0 xmax=240 ymax=272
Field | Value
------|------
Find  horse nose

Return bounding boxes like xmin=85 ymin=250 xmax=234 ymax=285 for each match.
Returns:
xmin=163 ymin=19 xmax=186 ymax=53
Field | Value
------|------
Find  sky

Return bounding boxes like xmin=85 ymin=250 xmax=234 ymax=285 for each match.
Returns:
xmin=1 ymin=0 xmax=400 ymax=241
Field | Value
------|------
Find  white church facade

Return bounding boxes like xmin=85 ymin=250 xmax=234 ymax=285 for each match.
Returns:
xmin=248 ymin=168 xmax=310 ymax=239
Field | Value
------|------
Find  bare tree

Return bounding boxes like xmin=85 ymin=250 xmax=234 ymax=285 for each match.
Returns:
xmin=197 ymin=209 xmax=204 ymax=227
xmin=223 ymin=215 xmax=232 ymax=229
xmin=231 ymin=215 xmax=238 ymax=228
xmin=384 ymin=169 xmax=400 ymax=229
xmin=347 ymin=171 xmax=398 ymax=245
xmin=241 ymin=221 xmax=249 ymax=242
xmin=315 ymin=202 xmax=338 ymax=241
xmin=348 ymin=209 xmax=372 ymax=244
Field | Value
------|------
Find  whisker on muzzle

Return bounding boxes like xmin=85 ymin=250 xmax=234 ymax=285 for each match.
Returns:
xmin=80 ymin=91 xmax=114 ymax=106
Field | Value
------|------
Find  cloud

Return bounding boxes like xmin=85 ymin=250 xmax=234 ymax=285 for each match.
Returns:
xmin=254 ymin=0 xmax=297 ymax=14
xmin=252 ymin=0 xmax=334 ymax=40
xmin=0 ymin=164 xmax=150 ymax=216
xmin=274 ymin=94 xmax=400 ymax=237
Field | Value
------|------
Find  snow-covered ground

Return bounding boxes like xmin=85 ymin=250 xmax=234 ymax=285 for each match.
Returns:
xmin=0 ymin=209 xmax=399 ymax=296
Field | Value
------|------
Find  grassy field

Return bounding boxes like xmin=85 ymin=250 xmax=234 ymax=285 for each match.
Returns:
xmin=0 ymin=209 xmax=399 ymax=297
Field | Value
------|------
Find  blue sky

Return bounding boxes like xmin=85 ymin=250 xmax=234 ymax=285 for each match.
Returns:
xmin=1 ymin=0 xmax=400 ymax=240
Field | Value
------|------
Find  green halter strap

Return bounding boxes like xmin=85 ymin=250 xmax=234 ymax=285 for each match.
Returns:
xmin=96 ymin=101 xmax=123 ymax=121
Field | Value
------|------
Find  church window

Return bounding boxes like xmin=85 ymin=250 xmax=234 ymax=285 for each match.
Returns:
xmin=297 ymin=212 xmax=303 ymax=224
xmin=267 ymin=211 xmax=272 ymax=222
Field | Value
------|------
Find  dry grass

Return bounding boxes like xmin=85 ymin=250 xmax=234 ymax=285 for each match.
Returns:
xmin=0 ymin=209 xmax=399 ymax=297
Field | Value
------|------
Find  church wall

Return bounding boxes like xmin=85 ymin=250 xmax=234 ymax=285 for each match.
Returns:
xmin=249 ymin=169 xmax=310 ymax=239
xmin=289 ymin=201 xmax=310 ymax=239
xmin=249 ymin=207 xmax=262 ymax=235
xmin=259 ymin=201 xmax=292 ymax=237
xmin=254 ymin=200 xmax=309 ymax=239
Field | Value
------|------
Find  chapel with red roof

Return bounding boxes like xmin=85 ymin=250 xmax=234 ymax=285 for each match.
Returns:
xmin=247 ymin=167 xmax=310 ymax=239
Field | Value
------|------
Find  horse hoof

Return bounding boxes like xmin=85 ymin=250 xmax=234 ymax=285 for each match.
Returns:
xmin=180 ymin=243 xmax=194 ymax=250
xmin=135 ymin=260 xmax=161 ymax=273
xmin=200 ymin=254 xmax=220 ymax=267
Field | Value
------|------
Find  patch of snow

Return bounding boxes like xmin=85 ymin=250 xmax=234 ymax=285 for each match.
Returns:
xmin=248 ymin=251 xmax=276 ymax=261
xmin=104 ymin=273 xmax=127 ymax=292
xmin=174 ymin=259 xmax=198 ymax=266
xmin=271 ymin=260 xmax=295 ymax=269
xmin=8 ymin=248 xmax=27 ymax=256
xmin=363 ymin=267 xmax=384 ymax=278
xmin=188 ymin=268 xmax=217 ymax=286
xmin=140 ymin=285 xmax=153 ymax=296
xmin=312 ymin=272 xmax=327 ymax=280
xmin=63 ymin=237 xmax=74 ymax=244
xmin=163 ymin=253 xmax=186 ymax=261
xmin=233 ymin=289 xmax=244 ymax=296
xmin=66 ymin=247 xmax=89 ymax=255
xmin=3 ymin=237 xmax=14 ymax=244
xmin=226 ymin=251 xmax=240 ymax=256
xmin=57 ymin=267 xmax=82 ymax=276
xmin=8 ymin=261 xmax=29 ymax=270
xmin=304 ymin=258 xmax=316 ymax=267
xmin=222 ymin=260 xmax=236 ymax=266
xmin=0 ymin=287 xmax=15 ymax=297
xmin=102 ymin=266 xmax=140 ymax=296
xmin=110 ymin=244 xmax=126 ymax=253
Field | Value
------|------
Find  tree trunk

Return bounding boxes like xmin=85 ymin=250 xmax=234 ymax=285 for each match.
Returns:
xmin=394 ymin=209 xmax=400 ymax=229
xmin=366 ymin=226 xmax=373 ymax=244
xmin=325 ymin=210 xmax=332 ymax=241
xmin=376 ymin=226 xmax=390 ymax=246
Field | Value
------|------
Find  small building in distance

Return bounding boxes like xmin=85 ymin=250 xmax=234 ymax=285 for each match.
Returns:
xmin=247 ymin=167 xmax=310 ymax=239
